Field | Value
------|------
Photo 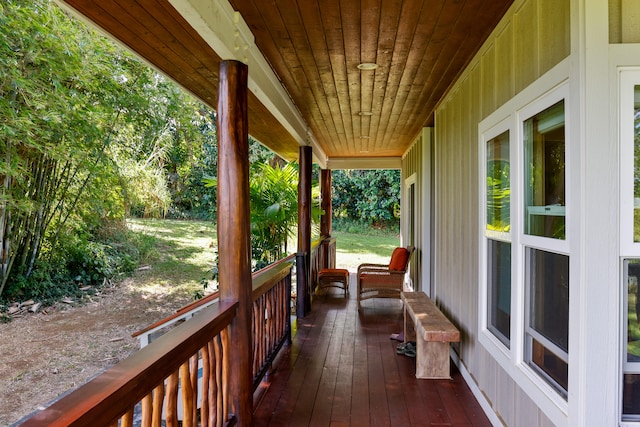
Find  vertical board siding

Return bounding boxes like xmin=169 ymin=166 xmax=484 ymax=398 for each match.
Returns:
xmin=611 ymin=0 xmax=640 ymax=42
xmin=496 ymin=22 xmax=515 ymax=107
xmin=514 ymin=0 xmax=539 ymax=92
xmin=496 ymin=364 xmax=516 ymax=425
xmin=431 ymin=0 xmax=570 ymax=423
xmin=481 ymin=45 xmax=496 ymax=118
xmin=403 ymin=135 xmax=422 ymax=290
xmin=539 ymin=0 xmax=570 ymax=74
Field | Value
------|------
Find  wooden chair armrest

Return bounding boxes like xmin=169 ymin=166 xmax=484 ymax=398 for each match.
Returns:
xmin=357 ymin=263 xmax=389 ymax=274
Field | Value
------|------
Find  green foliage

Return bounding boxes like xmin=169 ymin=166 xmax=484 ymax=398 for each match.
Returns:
xmin=331 ymin=169 xmax=400 ymax=226
xmin=249 ymin=162 xmax=300 ymax=269
xmin=1 ymin=220 xmax=156 ymax=304
xmin=332 ymin=217 xmax=399 ymax=236
xmin=486 ymin=159 xmax=510 ymax=232
xmin=0 ymin=0 xmax=123 ymax=296
xmin=0 ymin=0 xmax=222 ymax=299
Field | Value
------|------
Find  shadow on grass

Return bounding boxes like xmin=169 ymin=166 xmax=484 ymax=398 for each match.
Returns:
xmin=126 ymin=218 xmax=218 ymax=293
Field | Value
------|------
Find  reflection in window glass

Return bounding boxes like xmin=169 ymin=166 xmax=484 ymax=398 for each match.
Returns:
xmin=624 ymin=374 xmax=640 ymax=419
xmin=625 ymin=260 xmax=640 ymax=421
xmin=627 ymin=260 xmax=640 ymax=364
xmin=488 ymin=239 xmax=511 ymax=347
xmin=634 ymin=86 xmax=640 ymax=242
xmin=487 ymin=131 xmax=510 ymax=232
xmin=524 ymin=101 xmax=566 ymax=239
xmin=525 ymin=248 xmax=569 ymax=396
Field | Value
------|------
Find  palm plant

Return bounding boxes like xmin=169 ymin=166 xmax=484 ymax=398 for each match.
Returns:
xmin=249 ymin=162 xmax=299 ymax=269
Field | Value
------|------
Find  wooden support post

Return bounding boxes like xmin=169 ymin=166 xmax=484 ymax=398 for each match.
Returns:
xmin=320 ymin=169 xmax=332 ymax=270
xmin=297 ymin=146 xmax=312 ymax=317
xmin=217 ymin=60 xmax=252 ymax=426
xmin=320 ymin=169 xmax=332 ymax=237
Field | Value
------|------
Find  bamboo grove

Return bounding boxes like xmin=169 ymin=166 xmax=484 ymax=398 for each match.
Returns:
xmin=0 ymin=0 xmax=221 ymax=300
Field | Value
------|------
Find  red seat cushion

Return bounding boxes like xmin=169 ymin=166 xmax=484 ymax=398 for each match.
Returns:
xmin=388 ymin=247 xmax=409 ymax=271
xmin=319 ymin=268 xmax=349 ymax=277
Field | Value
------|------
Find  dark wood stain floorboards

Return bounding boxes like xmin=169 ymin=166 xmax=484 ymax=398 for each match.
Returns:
xmin=253 ymin=282 xmax=492 ymax=427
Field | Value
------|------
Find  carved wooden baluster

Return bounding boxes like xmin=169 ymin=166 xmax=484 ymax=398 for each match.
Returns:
xmin=201 ymin=344 xmax=210 ymax=426
xmin=277 ymin=281 xmax=282 ymax=334
xmin=120 ymin=409 xmax=134 ymax=427
xmin=268 ymin=290 xmax=274 ymax=351
xmin=180 ymin=361 xmax=195 ymax=427
xmin=189 ymin=353 xmax=199 ymax=423
xmin=213 ymin=335 xmax=223 ymax=427
xmin=252 ymin=301 xmax=260 ymax=376
xmin=165 ymin=371 xmax=179 ymax=427
xmin=141 ymin=393 xmax=153 ymax=427
xmin=221 ymin=328 xmax=231 ymax=425
xmin=151 ymin=382 xmax=164 ymax=427
xmin=207 ymin=339 xmax=217 ymax=427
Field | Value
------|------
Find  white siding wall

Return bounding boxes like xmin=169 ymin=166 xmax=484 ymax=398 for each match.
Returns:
xmin=432 ymin=0 xmax=570 ymax=424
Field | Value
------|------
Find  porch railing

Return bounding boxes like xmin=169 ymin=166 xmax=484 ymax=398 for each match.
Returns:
xmin=251 ymin=262 xmax=292 ymax=388
xmin=19 ymin=262 xmax=294 ymax=427
xmin=20 ymin=300 xmax=238 ymax=427
xmin=310 ymin=236 xmax=337 ymax=290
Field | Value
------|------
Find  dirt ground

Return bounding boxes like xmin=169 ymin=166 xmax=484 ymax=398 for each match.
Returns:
xmin=0 ymin=274 xmax=194 ymax=426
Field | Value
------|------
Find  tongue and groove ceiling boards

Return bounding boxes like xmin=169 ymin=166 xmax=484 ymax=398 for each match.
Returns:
xmin=59 ymin=0 xmax=513 ymax=166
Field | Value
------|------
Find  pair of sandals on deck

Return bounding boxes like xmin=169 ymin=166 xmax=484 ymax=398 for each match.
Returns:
xmin=396 ymin=341 xmax=416 ymax=358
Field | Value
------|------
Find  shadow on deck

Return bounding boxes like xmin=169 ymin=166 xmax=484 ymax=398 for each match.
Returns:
xmin=253 ymin=284 xmax=492 ymax=426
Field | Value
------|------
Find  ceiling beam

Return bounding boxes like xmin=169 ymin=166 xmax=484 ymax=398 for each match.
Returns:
xmin=326 ymin=157 xmax=401 ymax=170
xmin=169 ymin=0 xmax=327 ymax=167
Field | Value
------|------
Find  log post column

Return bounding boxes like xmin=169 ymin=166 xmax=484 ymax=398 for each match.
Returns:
xmin=297 ymin=145 xmax=312 ymax=317
xmin=217 ymin=60 xmax=252 ymax=426
xmin=320 ymin=169 xmax=332 ymax=270
xmin=320 ymin=169 xmax=332 ymax=237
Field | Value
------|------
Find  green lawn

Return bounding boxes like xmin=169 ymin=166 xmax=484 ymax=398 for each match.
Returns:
xmin=126 ymin=219 xmax=399 ymax=297
xmin=126 ymin=218 xmax=218 ymax=299
xmin=331 ymin=230 xmax=399 ymax=270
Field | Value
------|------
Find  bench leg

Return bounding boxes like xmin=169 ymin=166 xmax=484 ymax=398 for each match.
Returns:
xmin=403 ymin=304 xmax=417 ymax=343
xmin=415 ymin=340 xmax=451 ymax=379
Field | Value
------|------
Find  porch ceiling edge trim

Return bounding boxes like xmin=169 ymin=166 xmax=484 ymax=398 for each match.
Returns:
xmin=170 ymin=0 xmax=327 ymax=167
xmin=326 ymin=157 xmax=402 ymax=170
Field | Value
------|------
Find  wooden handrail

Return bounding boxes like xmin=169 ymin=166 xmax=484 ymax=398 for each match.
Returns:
xmin=252 ymin=252 xmax=296 ymax=277
xmin=20 ymin=301 xmax=238 ymax=427
xmin=132 ymin=290 xmax=221 ymax=338
xmin=132 ymin=254 xmax=296 ymax=339
xmin=252 ymin=262 xmax=293 ymax=301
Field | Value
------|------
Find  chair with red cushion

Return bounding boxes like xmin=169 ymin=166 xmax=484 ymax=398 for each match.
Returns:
xmin=357 ymin=246 xmax=415 ymax=310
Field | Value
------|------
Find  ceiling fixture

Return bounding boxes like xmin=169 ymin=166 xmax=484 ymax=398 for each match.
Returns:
xmin=358 ymin=111 xmax=373 ymax=116
xmin=357 ymin=63 xmax=378 ymax=71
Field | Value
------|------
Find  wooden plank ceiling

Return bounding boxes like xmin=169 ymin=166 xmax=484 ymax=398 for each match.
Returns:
xmin=61 ymin=0 xmax=512 ymax=162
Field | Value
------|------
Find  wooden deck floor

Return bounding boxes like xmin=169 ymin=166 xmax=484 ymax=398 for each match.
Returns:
xmin=253 ymin=285 xmax=492 ymax=426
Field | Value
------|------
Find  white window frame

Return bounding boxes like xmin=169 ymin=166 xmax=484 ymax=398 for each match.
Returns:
xmin=620 ymin=70 xmax=640 ymax=255
xmin=404 ymin=172 xmax=418 ymax=291
xmin=619 ymin=68 xmax=640 ymax=425
xmin=518 ymin=87 xmax=571 ymax=255
xmin=479 ymin=117 xmax=515 ymax=362
xmin=478 ymin=72 xmax=571 ymax=425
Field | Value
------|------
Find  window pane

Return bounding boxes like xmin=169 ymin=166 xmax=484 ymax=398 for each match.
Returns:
xmin=634 ymin=86 xmax=640 ymax=242
xmin=624 ymin=374 xmax=640 ymax=420
xmin=487 ymin=131 xmax=510 ymax=232
xmin=524 ymin=101 xmax=566 ymax=239
xmin=628 ymin=260 xmax=640 ymax=364
xmin=526 ymin=248 xmax=569 ymax=394
xmin=488 ymin=239 xmax=511 ymax=346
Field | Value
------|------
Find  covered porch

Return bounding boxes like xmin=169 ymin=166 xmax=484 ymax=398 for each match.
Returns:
xmin=15 ymin=0 xmax=516 ymax=425
xmin=253 ymin=288 xmax=490 ymax=427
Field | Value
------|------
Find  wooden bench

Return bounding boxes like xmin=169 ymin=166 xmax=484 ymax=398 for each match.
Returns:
xmin=401 ymin=291 xmax=460 ymax=379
